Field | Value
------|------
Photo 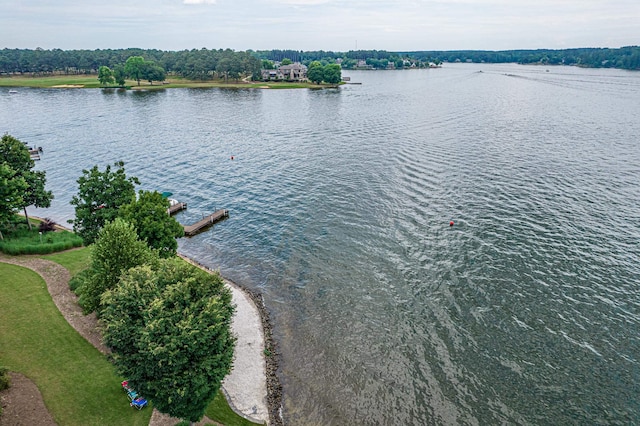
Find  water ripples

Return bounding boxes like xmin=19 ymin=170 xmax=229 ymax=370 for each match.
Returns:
xmin=2 ymin=64 xmax=639 ymax=425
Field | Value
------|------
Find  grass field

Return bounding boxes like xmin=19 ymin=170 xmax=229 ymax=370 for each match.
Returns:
xmin=0 ymin=73 xmax=334 ymax=90
xmin=0 ymin=262 xmax=151 ymax=425
xmin=40 ymin=247 xmax=91 ymax=276
xmin=206 ymin=390 xmax=262 ymax=426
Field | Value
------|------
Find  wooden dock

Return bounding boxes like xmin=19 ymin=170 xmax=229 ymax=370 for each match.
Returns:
xmin=183 ymin=209 xmax=229 ymax=236
xmin=168 ymin=201 xmax=187 ymax=215
xmin=29 ymin=147 xmax=42 ymax=161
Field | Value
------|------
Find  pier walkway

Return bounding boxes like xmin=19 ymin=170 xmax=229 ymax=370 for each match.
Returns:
xmin=183 ymin=209 xmax=229 ymax=236
xmin=168 ymin=201 xmax=187 ymax=215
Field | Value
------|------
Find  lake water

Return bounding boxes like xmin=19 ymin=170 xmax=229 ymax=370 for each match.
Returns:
xmin=2 ymin=63 xmax=639 ymax=425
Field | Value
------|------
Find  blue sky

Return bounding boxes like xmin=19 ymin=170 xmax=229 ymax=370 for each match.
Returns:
xmin=2 ymin=0 xmax=638 ymax=51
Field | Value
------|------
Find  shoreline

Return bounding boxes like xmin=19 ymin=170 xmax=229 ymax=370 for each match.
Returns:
xmin=0 ymin=75 xmax=334 ymax=91
xmin=177 ymin=254 xmax=283 ymax=426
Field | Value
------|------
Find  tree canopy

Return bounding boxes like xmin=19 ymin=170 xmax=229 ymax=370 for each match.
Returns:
xmin=143 ymin=62 xmax=166 ymax=85
xmin=98 ymin=65 xmax=115 ymax=86
xmin=70 ymin=161 xmax=139 ymax=244
xmin=0 ymin=134 xmax=32 ymax=172
xmin=119 ymin=190 xmax=184 ymax=258
xmin=307 ymin=61 xmax=324 ymax=84
xmin=0 ymin=164 xmax=27 ymax=240
xmin=21 ymin=170 xmax=54 ymax=229
xmin=0 ymin=134 xmax=53 ymax=231
xmin=75 ymin=217 xmax=155 ymax=314
xmin=124 ymin=56 xmax=146 ymax=86
xmin=322 ymin=63 xmax=342 ymax=84
xmin=101 ymin=258 xmax=236 ymax=423
xmin=113 ymin=64 xmax=126 ymax=86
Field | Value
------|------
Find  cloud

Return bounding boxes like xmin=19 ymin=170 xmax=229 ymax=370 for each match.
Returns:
xmin=1 ymin=0 xmax=638 ymax=51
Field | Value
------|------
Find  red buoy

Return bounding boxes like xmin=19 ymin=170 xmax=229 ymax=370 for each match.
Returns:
xmin=231 ymin=156 xmax=234 ymax=160
xmin=449 ymin=221 xmax=454 ymax=227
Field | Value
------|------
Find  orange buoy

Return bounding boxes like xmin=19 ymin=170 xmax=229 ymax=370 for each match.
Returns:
xmin=449 ymin=221 xmax=454 ymax=227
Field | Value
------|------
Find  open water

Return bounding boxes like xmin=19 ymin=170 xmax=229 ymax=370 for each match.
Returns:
xmin=2 ymin=63 xmax=640 ymax=425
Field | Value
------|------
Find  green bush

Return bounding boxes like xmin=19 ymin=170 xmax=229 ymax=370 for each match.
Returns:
xmin=0 ymin=366 xmax=10 ymax=391
xmin=38 ymin=218 xmax=58 ymax=233
xmin=69 ymin=269 xmax=91 ymax=293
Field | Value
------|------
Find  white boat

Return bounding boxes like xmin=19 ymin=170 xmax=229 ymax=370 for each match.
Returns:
xmin=8 ymin=90 xmax=18 ymax=94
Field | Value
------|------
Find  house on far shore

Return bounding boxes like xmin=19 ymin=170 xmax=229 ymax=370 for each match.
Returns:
xmin=261 ymin=62 xmax=308 ymax=82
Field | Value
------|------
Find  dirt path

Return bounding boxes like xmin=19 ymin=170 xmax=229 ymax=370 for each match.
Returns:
xmin=0 ymin=372 xmax=56 ymax=426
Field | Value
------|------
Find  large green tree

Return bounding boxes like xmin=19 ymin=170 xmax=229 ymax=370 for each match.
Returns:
xmin=0 ymin=164 xmax=27 ymax=240
xmin=0 ymin=134 xmax=53 ymax=230
xmin=0 ymin=134 xmax=32 ymax=173
xmin=21 ymin=170 xmax=53 ymax=230
xmin=76 ymin=217 xmax=155 ymax=314
xmin=142 ymin=62 xmax=166 ymax=85
xmin=98 ymin=65 xmax=114 ymax=86
xmin=70 ymin=161 xmax=139 ymax=244
xmin=119 ymin=190 xmax=184 ymax=258
xmin=307 ymin=61 xmax=324 ymax=84
xmin=113 ymin=64 xmax=126 ymax=86
xmin=323 ymin=63 xmax=342 ymax=84
xmin=124 ymin=56 xmax=145 ymax=86
xmin=124 ymin=56 xmax=166 ymax=86
xmin=101 ymin=258 xmax=236 ymax=423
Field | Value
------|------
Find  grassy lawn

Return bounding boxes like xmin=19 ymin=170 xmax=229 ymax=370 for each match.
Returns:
xmin=0 ymin=74 xmax=107 ymax=88
xmin=0 ymin=262 xmax=151 ymax=425
xmin=0 ymin=73 xmax=334 ymax=90
xmin=206 ymin=390 xmax=263 ymax=426
xmin=41 ymin=247 xmax=91 ymax=276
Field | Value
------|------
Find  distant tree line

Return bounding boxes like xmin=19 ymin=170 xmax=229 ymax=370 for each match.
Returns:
xmin=0 ymin=46 xmax=638 ymax=79
xmin=0 ymin=48 xmax=262 ymax=82
xmin=399 ymin=46 xmax=640 ymax=70
xmin=254 ymin=47 xmax=640 ymax=70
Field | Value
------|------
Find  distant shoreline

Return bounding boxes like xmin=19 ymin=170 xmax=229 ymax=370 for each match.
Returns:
xmin=0 ymin=74 xmax=339 ymax=90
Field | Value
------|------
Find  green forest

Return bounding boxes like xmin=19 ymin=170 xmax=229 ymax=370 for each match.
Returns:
xmin=0 ymin=46 xmax=638 ymax=79
xmin=255 ymin=46 xmax=640 ymax=70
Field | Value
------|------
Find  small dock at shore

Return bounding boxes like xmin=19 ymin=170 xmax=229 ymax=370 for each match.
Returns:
xmin=168 ymin=200 xmax=187 ymax=215
xmin=183 ymin=209 xmax=229 ymax=236
xmin=28 ymin=146 xmax=43 ymax=161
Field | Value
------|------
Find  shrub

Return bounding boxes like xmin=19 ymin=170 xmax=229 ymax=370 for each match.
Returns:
xmin=0 ymin=229 xmax=83 ymax=255
xmin=69 ymin=269 xmax=91 ymax=293
xmin=0 ymin=366 xmax=10 ymax=391
xmin=39 ymin=218 xmax=58 ymax=233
